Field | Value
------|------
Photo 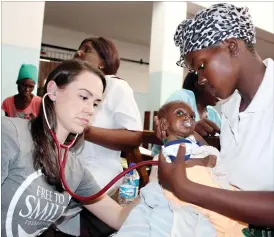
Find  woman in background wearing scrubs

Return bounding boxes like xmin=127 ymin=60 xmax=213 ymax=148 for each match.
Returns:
xmin=182 ymin=72 xmax=221 ymax=136
xmin=76 ymin=37 xmax=142 ymax=196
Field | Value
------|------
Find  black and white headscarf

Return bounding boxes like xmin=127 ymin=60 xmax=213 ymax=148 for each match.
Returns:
xmin=174 ymin=3 xmax=256 ymax=69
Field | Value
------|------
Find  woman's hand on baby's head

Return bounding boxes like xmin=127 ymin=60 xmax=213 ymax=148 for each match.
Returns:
xmin=154 ymin=116 xmax=167 ymax=140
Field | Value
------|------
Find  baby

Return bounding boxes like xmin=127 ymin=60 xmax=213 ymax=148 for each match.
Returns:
xmin=114 ymin=102 xmax=245 ymax=237
xmin=148 ymin=101 xmax=247 ymax=236
xmin=157 ymin=100 xmax=219 ymax=170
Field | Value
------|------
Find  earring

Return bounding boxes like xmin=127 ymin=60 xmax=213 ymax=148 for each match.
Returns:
xmin=198 ymin=78 xmax=207 ymax=85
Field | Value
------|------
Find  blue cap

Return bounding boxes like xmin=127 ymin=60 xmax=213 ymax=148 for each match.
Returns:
xmin=127 ymin=162 xmax=136 ymax=175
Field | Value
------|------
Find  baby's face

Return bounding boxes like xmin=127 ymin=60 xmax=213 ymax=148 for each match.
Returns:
xmin=166 ymin=102 xmax=196 ymax=137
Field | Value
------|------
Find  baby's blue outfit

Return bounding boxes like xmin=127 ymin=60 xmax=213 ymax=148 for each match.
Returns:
xmin=152 ymin=89 xmax=221 ymax=156
xmin=113 ymin=182 xmax=216 ymax=237
xmin=162 ymin=135 xmax=201 ymax=162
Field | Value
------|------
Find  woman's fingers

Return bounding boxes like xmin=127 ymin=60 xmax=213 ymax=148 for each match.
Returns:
xmin=154 ymin=116 xmax=167 ymax=140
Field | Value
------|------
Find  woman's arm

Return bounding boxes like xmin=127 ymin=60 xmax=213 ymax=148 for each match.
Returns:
xmin=84 ymin=79 xmax=143 ymax=151
xmin=84 ymin=195 xmax=140 ymax=230
xmin=85 ymin=126 xmax=142 ymax=151
xmin=158 ymin=144 xmax=274 ymax=227
xmin=175 ymin=178 xmax=274 ymax=227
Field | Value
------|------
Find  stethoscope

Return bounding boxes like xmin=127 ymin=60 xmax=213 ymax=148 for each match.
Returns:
xmin=42 ymin=93 xmax=158 ymax=202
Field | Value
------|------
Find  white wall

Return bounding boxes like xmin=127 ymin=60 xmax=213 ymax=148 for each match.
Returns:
xmin=2 ymin=2 xmax=45 ymax=49
xmin=2 ymin=2 xmax=45 ymax=102
xmin=42 ymin=25 xmax=150 ymax=124
xmin=42 ymin=25 xmax=150 ymax=93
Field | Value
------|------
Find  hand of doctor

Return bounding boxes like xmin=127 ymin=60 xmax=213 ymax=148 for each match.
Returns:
xmin=158 ymin=144 xmax=191 ymax=198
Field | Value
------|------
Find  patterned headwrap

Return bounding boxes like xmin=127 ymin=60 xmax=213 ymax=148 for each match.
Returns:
xmin=174 ymin=3 xmax=256 ymax=70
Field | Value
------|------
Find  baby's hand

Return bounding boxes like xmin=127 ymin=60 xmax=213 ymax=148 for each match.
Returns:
xmin=202 ymin=155 xmax=217 ymax=167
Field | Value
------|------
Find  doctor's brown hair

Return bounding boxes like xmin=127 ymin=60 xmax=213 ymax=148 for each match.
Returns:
xmin=30 ymin=59 xmax=106 ymax=192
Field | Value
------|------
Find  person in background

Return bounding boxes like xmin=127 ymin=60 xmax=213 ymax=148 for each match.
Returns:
xmin=52 ymin=37 xmax=143 ymax=237
xmin=2 ymin=64 xmax=42 ymax=119
xmin=182 ymin=72 xmax=221 ymax=136
xmin=158 ymin=2 xmax=274 ymax=234
xmin=152 ymin=72 xmax=221 ymax=156
xmin=75 ymin=37 xmax=143 ymax=195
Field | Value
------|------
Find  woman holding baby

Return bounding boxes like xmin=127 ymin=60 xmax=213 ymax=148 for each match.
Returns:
xmin=157 ymin=2 xmax=274 ymax=234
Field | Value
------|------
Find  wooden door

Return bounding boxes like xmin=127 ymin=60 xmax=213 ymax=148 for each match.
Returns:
xmin=37 ymin=61 xmax=60 ymax=96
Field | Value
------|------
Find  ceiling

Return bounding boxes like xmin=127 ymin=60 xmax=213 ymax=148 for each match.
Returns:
xmin=43 ymin=1 xmax=274 ymax=59
xmin=44 ymin=1 xmax=154 ymax=46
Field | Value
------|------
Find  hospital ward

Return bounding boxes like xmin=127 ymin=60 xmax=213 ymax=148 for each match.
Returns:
xmin=1 ymin=1 xmax=274 ymax=237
